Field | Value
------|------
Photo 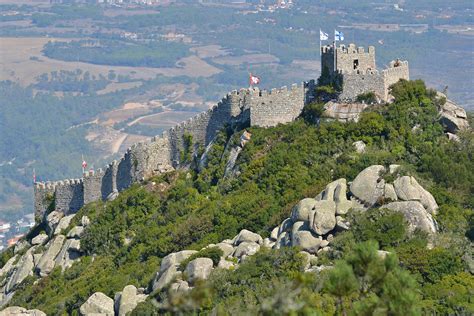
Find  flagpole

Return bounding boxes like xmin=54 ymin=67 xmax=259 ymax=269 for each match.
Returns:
xmin=333 ymin=30 xmax=336 ymax=73
xmin=319 ymin=29 xmax=321 ymax=60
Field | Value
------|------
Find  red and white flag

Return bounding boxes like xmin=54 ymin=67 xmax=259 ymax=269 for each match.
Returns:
xmin=82 ymin=155 xmax=87 ymax=173
xmin=249 ymin=73 xmax=260 ymax=86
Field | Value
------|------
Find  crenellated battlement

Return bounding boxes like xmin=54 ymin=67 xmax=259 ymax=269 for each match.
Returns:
xmin=337 ymin=43 xmax=375 ymax=55
xmin=382 ymin=60 xmax=409 ymax=76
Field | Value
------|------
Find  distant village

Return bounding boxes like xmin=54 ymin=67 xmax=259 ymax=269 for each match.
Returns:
xmin=49 ymin=0 xmax=295 ymax=10
xmin=0 ymin=215 xmax=35 ymax=251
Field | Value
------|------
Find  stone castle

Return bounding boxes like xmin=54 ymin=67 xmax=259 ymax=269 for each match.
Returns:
xmin=321 ymin=43 xmax=409 ymax=101
xmin=34 ymin=43 xmax=409 ymax=217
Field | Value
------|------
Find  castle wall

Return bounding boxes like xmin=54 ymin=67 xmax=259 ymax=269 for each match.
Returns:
xmin=116 ymin=151 xmax=132 ymax=192
xmin=129 ymin=134 xmax=173 ymax=180
xmin=33 ymin=79 xmax=315 ymax=216
xmin=54 ymin=179 xmax=84 ymax=215
xmin=34 ymin=182 xmax=56 ymax=219
xmin=382 ymin=60 xmax=409 ymax=100
xmin=250 ymin=81 xmax=315 ymax=127
xmin=167 ymin=91 xmax=246 ymax=166
xmin=101 ymin=161 xmax=117 ymax=200
xmin=83 ymin=169 xmax=104 ymax=205
xmin=339 ymin=70 xmax=385 ymax=101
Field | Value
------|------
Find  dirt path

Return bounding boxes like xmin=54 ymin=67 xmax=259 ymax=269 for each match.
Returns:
xmin=111 ymin=134 xmax=128 ymax=154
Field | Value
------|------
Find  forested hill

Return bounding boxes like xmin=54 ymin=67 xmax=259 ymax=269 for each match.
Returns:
xmin=0 ymin=80 xmax=472 ymax=315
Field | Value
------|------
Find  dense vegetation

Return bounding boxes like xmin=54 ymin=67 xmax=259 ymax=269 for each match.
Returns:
xmin=6 ymin=80 xmax=473 ymax=314
xmin=43 ymin=39 xmax=189 ymax=68
xmin=34 ymin=70 xmax=109 ymax=94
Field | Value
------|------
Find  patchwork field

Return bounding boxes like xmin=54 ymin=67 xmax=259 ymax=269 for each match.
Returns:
xmin=0 ymin=37 xmax=222 ymax=86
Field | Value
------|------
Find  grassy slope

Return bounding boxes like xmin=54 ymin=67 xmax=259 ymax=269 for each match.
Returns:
xmin=7 ymin=80 xmax=474 ymax=315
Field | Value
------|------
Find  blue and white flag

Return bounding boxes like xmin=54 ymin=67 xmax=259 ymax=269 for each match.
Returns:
xmin=320 ymin=29 xmax=329 ymax=41
xmin=335 ymin=30 xmax=344 ymax=41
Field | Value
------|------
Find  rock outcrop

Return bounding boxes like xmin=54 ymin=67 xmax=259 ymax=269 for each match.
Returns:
xmin=54 ymin=215 xmax=75 ymax=235
xmin=384 ymin=201 xmax=437 ymax=234
xmin=223 ymin=130 xmax=252 ymax=178
xmin=393 ymin=176 xmax=438 ymax=214
xmin=438 ymin=96 xmax=470 ymax=134
xmin=36 ymin=235 xmax=66 ymax=277
xmin=0 ymin=214 xmax=89 ymax=308
xmin=0 ymin=306 xmax=46 ymax=316
xmin=31 ymin=234 xmax=48 ymax=246
xmin=323 ymin=101 xmax=369 ymax=122
xmin=79 ymin=292 xmax=114 ymax=316
xmin=353 ymin=140 xmax=366 ymax=153
xmin=5 ymin=247 xmax=36 ymax=294
xmin=45 ymin=211 xmax=63 ymax=235
xmin=185 ymin=258 xmax=214 ymax=284
xmin=350 ymin=165 xmax=386 ymax=206
xmin=116 ymin=285 xmax=147 ymax=316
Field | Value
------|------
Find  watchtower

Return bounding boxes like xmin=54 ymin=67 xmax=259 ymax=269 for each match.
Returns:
xmin=321 ymin=43 xmax=376 ymax=75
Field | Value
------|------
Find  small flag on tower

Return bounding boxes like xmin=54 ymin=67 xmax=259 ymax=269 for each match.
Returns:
xmin=249 ymin=73 xmax=260 ymax=86
xmin=320 ymin=30 xmax=329 ymax=41
xmin=82 ymin=155 xmax=87 ymax=173
xmin=33 ymin=168 xmax=36 ymax=183
xmin=335 ymin=30 xmax=344 ymax=41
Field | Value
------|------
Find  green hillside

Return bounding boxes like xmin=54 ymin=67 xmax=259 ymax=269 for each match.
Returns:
xmin=3 ymin=80 xmax=473 ymax=315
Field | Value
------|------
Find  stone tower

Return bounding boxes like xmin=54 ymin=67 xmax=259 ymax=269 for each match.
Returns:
xmin=321 ymin=43 xmax=409 ymax=102
xmin=321 ymin=43 xmax=376 ymax=75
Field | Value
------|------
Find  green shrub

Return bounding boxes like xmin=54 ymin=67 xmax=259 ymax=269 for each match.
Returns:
xmin=315 ymin=85 xmax=337 ymax=101
xmin=422 ymin=272 xmax=474 ymax=315
xmin=356 ymin=91 xmax=377 ymax=104
xmin=396 ymin=242 xmax=464 ymax=284
xmin=350 ymin=208 xmax=408 ymax=248
xmin=179 ymin=247 xmax=224 ymax=271
xmin=0 ymin=247 xmax=14 ymax=269
xmin=301 ymin=101 xmax=325 ymax=123
xmin=326 ymin=241 xmax=421 ymax=316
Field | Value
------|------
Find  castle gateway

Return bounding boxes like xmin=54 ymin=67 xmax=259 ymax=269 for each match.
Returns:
xmin=34 ymin=43 xmax=409 ymax=217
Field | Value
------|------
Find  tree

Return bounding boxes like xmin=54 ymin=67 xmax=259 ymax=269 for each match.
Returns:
xmin=325 ymin=261 xmax=358 ymax=315
xmin=325 ymin=241 xmax=421 ymax=315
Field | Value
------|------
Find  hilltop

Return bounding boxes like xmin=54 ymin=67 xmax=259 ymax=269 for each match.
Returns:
xmin=0 ymin=79 xmax=472 ymax=315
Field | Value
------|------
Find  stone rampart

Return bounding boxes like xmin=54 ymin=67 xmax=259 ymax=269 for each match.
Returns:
xmin=33 ymin=80 xmax=316 ymax=217
xmin=129 ymin=133 xmax=173 ymax=181
xmin=116 ymin=150 xmax=132 ymax=192
xmin=34 ymin=182 xmax=56 ymax=219
xmin=339 ymin=70 xmax=385 ymax=101
xmin=83 ymin=169 xmax=105 ymax=205
xmin=250 ymin=81 xmax=316 ymax=127
xmin=338 ymin=60 xmax=409 ymax=101
xmin=382 ymin=60 xmax=409 ymax=99
xmin=321 ymin=43 xmax=409 ymax=102
xmin=101 ymin=161 xmax=118 ymax=200
xmin=54 ymin=179 xmax=84 ymax=215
